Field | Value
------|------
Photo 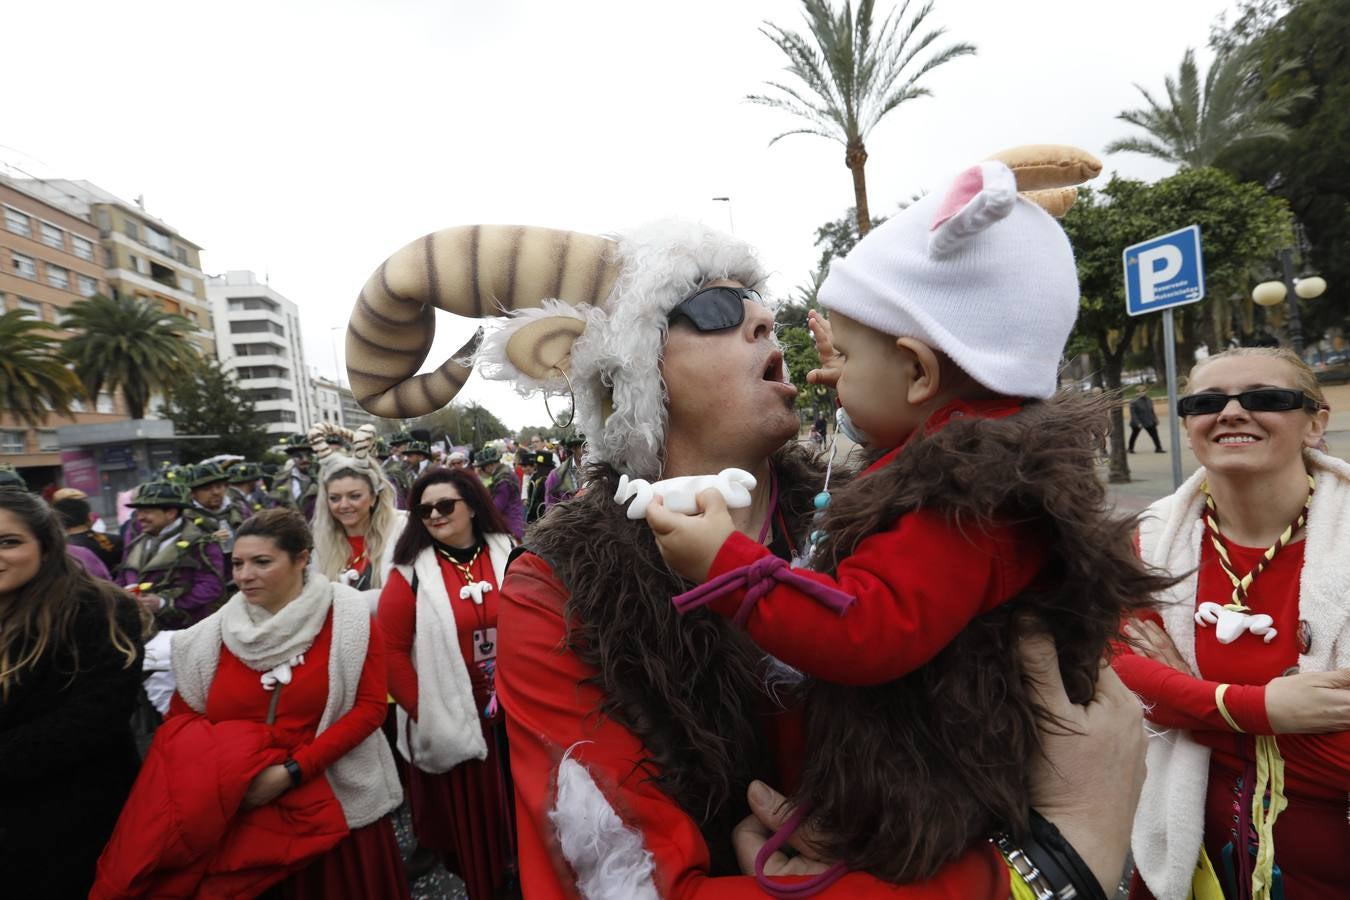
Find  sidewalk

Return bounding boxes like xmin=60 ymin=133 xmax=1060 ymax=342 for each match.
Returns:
xmin=1105 ymin=382 xmax=1350 ymax=516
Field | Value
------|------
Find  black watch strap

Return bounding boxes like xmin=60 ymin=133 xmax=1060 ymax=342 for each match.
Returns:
xmin=282 ymin=757 xmax=303 ymax=788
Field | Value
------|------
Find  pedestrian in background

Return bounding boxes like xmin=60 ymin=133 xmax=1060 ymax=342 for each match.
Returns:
xmin=1128 ymin=384 xmax=1165 ymax=453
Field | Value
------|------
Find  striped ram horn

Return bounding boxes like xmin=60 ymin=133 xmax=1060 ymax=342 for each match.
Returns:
xmin=986 ymin=144 xmax=1102 ymax=218
xmin=308 ymin=422 xmax=355 ymax=460
xmin=346 ymin=225 xmax=621 ymax=419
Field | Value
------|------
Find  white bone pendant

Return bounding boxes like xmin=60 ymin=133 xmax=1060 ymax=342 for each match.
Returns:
xmin=1195 ymin=602 xmax=1278 ymax=644
xmin=613 ymin=468 xmax=758 ymax=520
xmin=460 ymin=580 xmax=493 ymax=605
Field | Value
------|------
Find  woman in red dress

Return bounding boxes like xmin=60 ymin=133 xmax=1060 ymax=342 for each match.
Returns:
xmin=378 ymin=466 xmax=518 ymax=899
xmin=1114 ymin=348 xmax=1350 ymax=900
xmin=94 ymin=508 xmax=408 ymax=899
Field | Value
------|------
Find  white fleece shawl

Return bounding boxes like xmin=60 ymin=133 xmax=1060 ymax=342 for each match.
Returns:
xmin=1131 ymin=449 xmax=1350 ymax=900
xmin=392 ymin=531 xmax=514 ymax=773
xmin=171 ymin=580 xmax=403 ymax=829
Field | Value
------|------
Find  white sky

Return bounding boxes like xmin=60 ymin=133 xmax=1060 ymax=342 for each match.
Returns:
xmin=5 ymin=0 xmax=1235 ymax=429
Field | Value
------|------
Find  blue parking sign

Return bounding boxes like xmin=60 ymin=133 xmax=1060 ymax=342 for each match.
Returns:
xmin=1123 ymin=224 xmax=1206 ymax=316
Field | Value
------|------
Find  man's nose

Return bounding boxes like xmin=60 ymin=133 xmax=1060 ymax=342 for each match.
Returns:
xmin=742 ymin=300 xmax=774 ymax=341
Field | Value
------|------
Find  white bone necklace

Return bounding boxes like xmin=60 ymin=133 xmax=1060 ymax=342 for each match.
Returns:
xmin=1194 ymin=475 xmax=1313 ymax=645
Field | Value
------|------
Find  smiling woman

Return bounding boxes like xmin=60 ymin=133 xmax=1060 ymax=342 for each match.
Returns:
xmin=1113 ymin=347 xmax=1350 ymax=900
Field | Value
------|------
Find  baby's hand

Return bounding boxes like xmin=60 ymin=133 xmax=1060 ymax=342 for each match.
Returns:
xmin=805 ymin=309 xmax=842 ymax=389
xmin=644 ymin=488 xmax=736 ymax=583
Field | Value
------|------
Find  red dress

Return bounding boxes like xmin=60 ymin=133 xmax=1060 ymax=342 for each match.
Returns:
xmin=379 ymin=549 xmax=515 ymax=900
xmin=497 ymin=551 xmax=1012 ymax=899
xmin=1114 ymin=538 xmax=1350 ymax=900
xmin=186 ymin=612 xmax=410 ymax=900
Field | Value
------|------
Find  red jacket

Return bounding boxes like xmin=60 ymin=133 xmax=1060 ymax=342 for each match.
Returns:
xmin=497 ymin=551 xmax=1010 ymax=899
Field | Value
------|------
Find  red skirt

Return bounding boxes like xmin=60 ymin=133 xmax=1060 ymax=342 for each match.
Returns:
xmin=271 ymin=816 xmax=409 ymax=900
xmin=408 ymin=717 xmax=515 ymax=900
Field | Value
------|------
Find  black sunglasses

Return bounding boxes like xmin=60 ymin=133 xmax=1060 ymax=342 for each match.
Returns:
xmin=667 ymin=286 xmax=761 ymax=332
xmin=415 ymin=497 xmax=462 ymax=520
xmin=1177 ymin=388 xmax=1323 ymax=417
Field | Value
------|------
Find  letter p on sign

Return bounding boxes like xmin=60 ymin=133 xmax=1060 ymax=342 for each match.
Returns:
xmin=1137 ymin=245 xmax=1183 ymax=303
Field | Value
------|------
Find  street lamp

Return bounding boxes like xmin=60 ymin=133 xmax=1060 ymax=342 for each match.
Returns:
xmin=1250 ymin=248 xmax=1327 ymax=355
xmin=711 ymin=197 xmax=735 ymax=234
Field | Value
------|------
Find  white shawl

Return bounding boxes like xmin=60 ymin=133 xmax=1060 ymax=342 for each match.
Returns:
xmin=1131 ymin=449 xmax=1350 ymax=899
xmin=393 ymin=532 xmax=514 ymax=773
xmin=171 ymin=579 xmax=403 ymax=828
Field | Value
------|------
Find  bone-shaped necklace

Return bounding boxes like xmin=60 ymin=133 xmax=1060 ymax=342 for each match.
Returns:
xmin=1195 ymin=474 xmax=1313 ymax=645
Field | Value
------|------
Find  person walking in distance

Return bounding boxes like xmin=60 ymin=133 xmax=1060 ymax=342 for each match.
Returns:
xmin=1129 ymin=385 xmax=1165 ymax=453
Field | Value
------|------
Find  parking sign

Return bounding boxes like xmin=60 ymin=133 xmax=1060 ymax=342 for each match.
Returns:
xmin=1123 ymin=224 xmax=1205 ymax=316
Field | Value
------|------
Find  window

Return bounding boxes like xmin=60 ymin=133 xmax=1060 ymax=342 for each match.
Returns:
xmin=47 ymin=264 xmax=70 ymax=290
xmin=37 ymin=430 xmax=59 ymax=452
xmin=77 ymin=274 xmax=98 ymax=297
xmin=255 ymin=409 xmax=297 ymax=424
xmin=179 ymin=273 xmax=194 ymax=293
xmin=15 ymin=297 xmax=43 ymax=319
xmin=1 ymin=430 xmax=27 ymax=453
xmin=227 ymin=296 xmax=279 ymax=312
xmin=146 ymin=226 xmax=172 ymax=255
xmin=4 ymin=206 xmax=32 ymax=237
xmin=39 ymin=222 xmax=64 ymax=249
xmin=72 ymin=235 xmax=94 ymax=261
xmin=96 ymin=393 xmax=115 ymax=413
xmin=127 ymin=254 xmax=145 ymax=274
xmin=230 ymin=320 xmax=285 ymax=335
xmin=11 ymin=252 xmax=37 ymax=279
xmin=175 ymin=245 xmax=188 ymax=263
xmin=94 ymin=208 xmax=111 ymax=233
xmin=125 ymin=219 xmax=139 ymax=241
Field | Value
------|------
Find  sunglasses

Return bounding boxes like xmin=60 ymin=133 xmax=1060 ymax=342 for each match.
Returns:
xmin=415 ymin=498 xmax=463 ymax=520
xmin=667 ymin=286 xmax=762 ymax=332
xmin=1177 ymin=388 xmax=1323 ymax=417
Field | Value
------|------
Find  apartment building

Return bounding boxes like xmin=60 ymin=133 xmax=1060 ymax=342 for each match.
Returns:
xmin=207 ymin=270 xmax=316 ymax=436
xmin=310 ymin=374 xmax=344 ymax=427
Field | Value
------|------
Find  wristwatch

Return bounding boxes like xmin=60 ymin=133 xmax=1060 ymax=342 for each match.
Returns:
xmin=282 ymin=757 xmax=303 ymax=788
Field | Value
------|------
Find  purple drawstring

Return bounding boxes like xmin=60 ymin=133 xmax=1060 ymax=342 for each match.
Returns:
xmin=672 ymin=554 xmax=854 ymax=627
xmin=754 ymin=805 xmax=849 ymax=898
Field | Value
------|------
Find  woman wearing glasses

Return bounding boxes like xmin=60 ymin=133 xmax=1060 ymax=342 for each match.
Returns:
xmin=1114 ymin=347 xmax=1350 ymax=900
xmin=377 ymin=467 xmax=518 ymax=900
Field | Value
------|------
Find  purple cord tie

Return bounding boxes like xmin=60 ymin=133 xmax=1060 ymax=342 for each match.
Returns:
xmin=672 ymin=555 xmax=854 ymax=627
xmin=753 ymin=804 xmax=849 ymax=898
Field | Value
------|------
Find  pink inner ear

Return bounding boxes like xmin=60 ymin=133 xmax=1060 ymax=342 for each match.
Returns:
xmin=930 ymin=165 xmax=985 ymax=231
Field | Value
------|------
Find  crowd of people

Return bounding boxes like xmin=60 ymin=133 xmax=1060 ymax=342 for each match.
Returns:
xmin=1 ymin=144 xmax=1346 ymax=900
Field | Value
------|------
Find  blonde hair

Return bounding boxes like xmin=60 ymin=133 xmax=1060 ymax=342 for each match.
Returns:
xmin=312 ymin=464 xmax=399 ymax=589
xmin=1186 ymin=347 xmax=1327 ymax=411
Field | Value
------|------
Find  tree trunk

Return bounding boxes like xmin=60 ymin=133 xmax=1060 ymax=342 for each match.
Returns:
xmin=1098 ymin=321 xmax=1137 ymax=484
xmin=846 ymin=139 xmax=871 ymax=236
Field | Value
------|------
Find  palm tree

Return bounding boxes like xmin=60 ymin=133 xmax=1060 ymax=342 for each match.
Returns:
xmin=61 ymin=294 xmax=202 ymax=419
xmin=1106 ymin=44 xmax=1313 ymax=169
xmin=0 ymin=309 xmax=83 ymax=426
xmin=749 ymin=0 xmax=975 ymax=236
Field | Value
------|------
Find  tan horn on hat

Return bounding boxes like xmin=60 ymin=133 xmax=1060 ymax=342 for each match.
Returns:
xmin=986 ymin=144 xmax=1102 ymax=218
xmin=346 ymin=225 xmax=620 ymax=418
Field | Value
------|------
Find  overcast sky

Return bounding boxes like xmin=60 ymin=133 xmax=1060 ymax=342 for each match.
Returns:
xmin=5 ymin=0 xmax=1235 ymax=430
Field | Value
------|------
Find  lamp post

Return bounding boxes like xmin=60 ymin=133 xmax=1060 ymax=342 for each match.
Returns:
xmin=1251 ymin=248 xmax=1327 ymax=356
xmin=711 ymin=197 xmax=735 ymax=234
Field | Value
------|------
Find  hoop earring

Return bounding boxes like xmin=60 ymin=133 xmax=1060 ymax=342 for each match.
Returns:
xmin=545 ymin=366 xmax=576 ymax=430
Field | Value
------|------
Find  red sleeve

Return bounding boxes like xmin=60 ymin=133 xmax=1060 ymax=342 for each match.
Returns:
xmin=376 ymin=569 xmax=419 ymax=717
xmin=291 ymin=617 xmax=390 ymax=782
xmin=702 ymin=512 xmax=1047 ymax=685
xmin=497 ymin=552 xmax=1008 ymax=900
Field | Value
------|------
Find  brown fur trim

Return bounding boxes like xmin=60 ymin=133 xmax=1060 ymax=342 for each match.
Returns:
xmin=797 ymin=391 xmax=1175 ymax=882
xmin=526 ymin=443 xmax=827 ymax=873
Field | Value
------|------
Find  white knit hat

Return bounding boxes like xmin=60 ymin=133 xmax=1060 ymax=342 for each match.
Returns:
xmin=818 ymin=160 xmax=1079 ymax=399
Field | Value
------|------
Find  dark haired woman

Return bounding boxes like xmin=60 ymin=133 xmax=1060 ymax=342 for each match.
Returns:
xmin=0 ymin=487 xmax=144 ymax=899
xmin=377 ymin=466 xmax=518 ymax=899
xmin=93 ymin=508 xmax=408 ymax=899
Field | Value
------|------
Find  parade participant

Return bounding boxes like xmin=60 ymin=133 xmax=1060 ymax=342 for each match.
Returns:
xmin=0 ymin=487 xmax=143 ymax=900
xmin=0 ymin=464 xmax=27 ymax=489
xmin=543 ymin=433 xmax=586 ymax=508
xmin=382 ymin=431 xmax=416 ymax=509
xmin=310 ymin=423 xmax=405 ymax=609
xmin=278 ymin=434 xmax=319 ymax=518
xmin=229 ymin=461 xmax=278 ymax=513
xmin=378 ymin=466 xmax=518 ymax=900
xmin=644 ymin=151 xmax=1169 ymax=890
xmin=1113 ymin=347 xmax=1350 ymax=900
xmin=186 ymin=461 xmax=251 ymax=552
xmin=343 ymin=212 xmax=1146 ymax=899
xmin=472 ymin=445 xmax=524 ymax=540
xmin=447 ymin=449 xmax=470 ymax=469
xmin=524 ymin=445 xmax=554 ymax=523
xmin=52 ymin=493 xmax=123 ymax=571
xmin=403 ymin=440 xmax=431 ymax=476
xmin=93 ymin=509 xmax=407 ymax=899
xmin=118 ymin=480 xmax=228 ymax=629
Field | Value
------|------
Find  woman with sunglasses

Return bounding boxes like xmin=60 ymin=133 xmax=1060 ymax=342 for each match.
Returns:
xmin=1113 ymin=347 xmax=1350 ymax=900
xmin=377 ymin=466 xmax=518 ymax=900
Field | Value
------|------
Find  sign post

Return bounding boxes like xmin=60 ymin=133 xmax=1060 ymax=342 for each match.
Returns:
xmin=1124 ymin=224 xmax=1206 ymax=490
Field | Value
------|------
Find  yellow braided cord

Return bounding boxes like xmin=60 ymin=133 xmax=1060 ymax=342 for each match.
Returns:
xmin=1214 ymin=684 xmax=1244 ymax=733
xmin=1201 ymin=475 xmax=1313 ymax=611
xmin=1250 ymin=735 xmax=1288 ymax=900
xmin=1006 ymin=864 xmax=1037 ymax=900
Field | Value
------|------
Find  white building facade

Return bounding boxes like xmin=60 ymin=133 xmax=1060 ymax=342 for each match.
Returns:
xmin=310 ymin=375 xmax=344 ymax=427
xmin=207 ymin=271 xmax=315 ymax=436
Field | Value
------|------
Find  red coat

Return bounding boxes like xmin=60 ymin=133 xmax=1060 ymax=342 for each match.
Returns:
xmin=497 ymin=551 xmax=1010 ymax=899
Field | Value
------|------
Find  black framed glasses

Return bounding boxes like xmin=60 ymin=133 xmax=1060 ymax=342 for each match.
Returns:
xmin=415 ymin=498 xmax=462 ymax=520
xmin=1177 ymin=388 xmax=1323 ymax=417
xmin=667 ymin=286 xmax=761 ymax=332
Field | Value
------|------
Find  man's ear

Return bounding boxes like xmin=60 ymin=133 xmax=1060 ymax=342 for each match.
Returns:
xmin=897 ymin=337 xmax=942 ymax=406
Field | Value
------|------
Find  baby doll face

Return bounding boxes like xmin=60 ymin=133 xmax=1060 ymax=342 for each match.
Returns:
xmin=829 ymin=312 xmax=930 ymax=450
